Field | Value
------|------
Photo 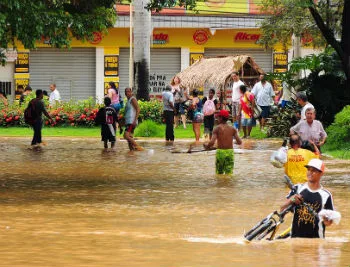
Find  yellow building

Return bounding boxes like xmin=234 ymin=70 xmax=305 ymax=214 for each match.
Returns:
xmin=1 ymin=1 xmax=289 ymax=101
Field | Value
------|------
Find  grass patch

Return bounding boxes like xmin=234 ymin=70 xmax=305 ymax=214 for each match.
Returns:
xmin=322 ymin=149 xmax=350 ymax=159
xmin=322 ymin=143 xmax=350 ymax=159
xmin=0 ymin=122 xmax=267 ymax=139
xmin=0 ymin=126 xmax=100 ymax=137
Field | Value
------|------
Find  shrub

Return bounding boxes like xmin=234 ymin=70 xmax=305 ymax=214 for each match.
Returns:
xmin=134 ymin=120 xmax=163 ymax=137
xmin=266 ymin=102 xmax=299 ymax=137
xmin=138 ymin=99 xmax=163 ymax=124
xmin=0 ymin=96 xmax=164 ymax=128
xmin=324 ymin=105 xmax=350 ymax=150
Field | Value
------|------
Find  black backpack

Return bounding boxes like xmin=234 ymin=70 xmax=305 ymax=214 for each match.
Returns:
xmin=24 ymin=99 xmax=38 ymax=125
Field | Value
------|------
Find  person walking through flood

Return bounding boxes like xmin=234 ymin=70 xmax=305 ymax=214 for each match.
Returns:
xmin=95 ymin=97 xmax=118 ymax=151
xmin=203 ymin=109 xmax=242 ymax=174
xmin=123 ymin=87 xmax=143 ymax=151
xmin=28 ymin=90 xmax=53 ymax=148
xmin=280 ymin=159 xmax=336 ymax=238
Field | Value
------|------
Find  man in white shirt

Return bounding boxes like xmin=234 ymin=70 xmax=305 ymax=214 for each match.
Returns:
xmin=251 ymin=74 xmax=275 ymax=131
xmin=49 ymin=83 xmax=61 ymax=106
xmin=296 ymin=91 xmax=314 ymax=120
xmin=230 ymin=71 xmax=245 ymax=129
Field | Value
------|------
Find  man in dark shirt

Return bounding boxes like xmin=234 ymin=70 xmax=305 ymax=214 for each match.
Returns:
xmin=280 ymin=159 xmax=334 ymax=238
xmin=30 ymin=90 xmax=53 ymax=147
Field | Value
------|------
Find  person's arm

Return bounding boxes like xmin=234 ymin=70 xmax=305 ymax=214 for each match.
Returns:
xmin=131 ymin=97 xmax=140 ymax=126
xmin=280 ymin=194 xmax=303 ymax=212
xmin=204 ymin=127 xmax=218 ymax=150
xmin=308 ymin=140 xmax=320 ymax=156
xmin=290 ymin=121 xmax=301 ymax=135
xmin=107 ymin=89 xmax=113 ymax=99
xmin=42 ymin=105 xmax=53 ymax=123
xmin=233 ymin=128 xmax=242 ymax=145
xmin=169 ymin=94 xmax=175 ymax=111
xmin=318 ymin=122 xmax=327 ymax=146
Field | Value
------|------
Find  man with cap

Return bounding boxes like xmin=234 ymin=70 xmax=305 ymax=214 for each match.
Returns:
xmin=280 ymin=158 xmax=335 ymax=238
xmin=203 ymin=109 xmax=242 ymax=174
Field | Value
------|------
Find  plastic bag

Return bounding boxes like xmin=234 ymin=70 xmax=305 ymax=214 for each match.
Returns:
xmin=319 ymin=209 xmax=341 ymax=225
xmin=270 ymin=145 xmax=288 ymax=168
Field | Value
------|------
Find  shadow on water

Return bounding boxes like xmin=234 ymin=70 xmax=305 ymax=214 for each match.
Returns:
xmin=0 ymin=137 xmax=349 ymax=267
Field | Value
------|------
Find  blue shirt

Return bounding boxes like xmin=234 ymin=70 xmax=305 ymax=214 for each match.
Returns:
xmin=162 ymin=91 xmax=174 ymax=111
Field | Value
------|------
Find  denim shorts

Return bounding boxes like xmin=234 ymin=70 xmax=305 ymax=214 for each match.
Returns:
xmin=175 ymin=102 xmax=186 ymax=115
xmin=241 ymin=118 xmax=255 ymax=127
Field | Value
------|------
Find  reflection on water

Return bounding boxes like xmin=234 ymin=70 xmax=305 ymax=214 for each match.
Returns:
xmin=0 ymin=137 xmax=349 ymax=267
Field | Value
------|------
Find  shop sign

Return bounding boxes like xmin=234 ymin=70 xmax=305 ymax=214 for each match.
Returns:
xmin=15 ymin=78 xmax=30 ymax=99
xmin=104 ymin=81 xmax=119 ymax=95
xmin=193 ymin=30 xmax=209 ymax=45
xmin=153 ymin=33 xmax=169 ymax=45
xmin=104 ymin=55 xmax=119 ymax=76
xmin=234 ymin=32 xmax=261 ymax=43
xmin=189 ymin=53 xmax=204 ymax=65
xmin=273 ymin=52 xmax=288 ymax=72
xmin=15 ymin=53 xmax=29 ymax=73
xmin=89 ymin=32 xmax=103 ymax=45
xmin=149 ymin=74 xmax=167 ymax=93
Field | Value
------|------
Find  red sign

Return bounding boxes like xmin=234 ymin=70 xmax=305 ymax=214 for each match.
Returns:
xmin=193 ymin=30 xmax=209 ymax=45
xmin=89 ymin=32 xmax=103 ymax=45
xmin=234 ymin=32 xmax=261 ymax=42
xmin=301 ymin=32 xmax=313 ymax=45
xmin=153 ymin=33 xmax=169 ymax=44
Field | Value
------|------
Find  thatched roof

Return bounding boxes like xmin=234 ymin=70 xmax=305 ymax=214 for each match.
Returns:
xmin=176 ymin=55 xmax=264 ymax=90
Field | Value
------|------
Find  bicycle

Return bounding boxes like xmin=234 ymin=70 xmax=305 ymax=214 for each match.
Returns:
xmin=244 ymin=175 xmax=319 ymax=242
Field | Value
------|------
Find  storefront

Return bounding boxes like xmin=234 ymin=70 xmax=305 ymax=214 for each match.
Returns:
xmin=9 ymin=27 xmax=277 ymax=101
xmin=29 ymin=48 xmax=96 ymax=101
xmin=0 ymin=49 xmax=17 ymax=99
xmin=119 ymin=48 xmax=181 ymax=98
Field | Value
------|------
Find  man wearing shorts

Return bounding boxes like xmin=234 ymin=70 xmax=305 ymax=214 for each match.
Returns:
xmin=123 ymin=87 xmax=143 ymax=151
xmin=251 ymin=74 xmax=275 ymax=131
xmin=203 ymin=109 xmax=242 ymax=174
xmin=230 ymin=72 xmax=244 ymax=129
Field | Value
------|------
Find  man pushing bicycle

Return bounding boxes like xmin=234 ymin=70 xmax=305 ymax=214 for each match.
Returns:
xmin=280 ymin=159 xmax=335 ymax=238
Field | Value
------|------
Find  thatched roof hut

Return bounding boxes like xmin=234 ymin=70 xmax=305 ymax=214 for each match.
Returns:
xmin=176 ymin=55 xmax=264 ymax=91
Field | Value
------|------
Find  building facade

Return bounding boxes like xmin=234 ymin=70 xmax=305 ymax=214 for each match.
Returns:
xmin=1 ymin=1 xmax=290 ymax=102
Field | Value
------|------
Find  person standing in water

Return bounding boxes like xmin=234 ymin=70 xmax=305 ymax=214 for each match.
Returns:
xmin=204 ymin=109 xmax=242 ymax=174
xmin=123 ymin=87 xmax=143 ymax=151
xmin=280 ymin=159 xmax=335 ymax=238
xmin=95 ymin=97 xmax=118 ymax=151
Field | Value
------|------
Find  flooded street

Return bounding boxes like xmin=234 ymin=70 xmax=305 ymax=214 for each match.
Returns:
xmin=0 ymin=137 xmax=349 ymax=267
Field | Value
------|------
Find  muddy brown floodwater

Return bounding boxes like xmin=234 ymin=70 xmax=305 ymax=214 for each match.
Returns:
xmin=0 ymin=137 xmax=349 ymax=267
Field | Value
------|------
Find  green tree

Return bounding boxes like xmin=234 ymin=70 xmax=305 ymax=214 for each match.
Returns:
xmin=259 ymin=0 xmax=349 ymax=83
xmin=0 ymin=0 xmax=117 ymax=64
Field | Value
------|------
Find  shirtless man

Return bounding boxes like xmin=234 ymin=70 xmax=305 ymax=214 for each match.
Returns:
xmin=204 ymin=109 xmax=242 ymax=174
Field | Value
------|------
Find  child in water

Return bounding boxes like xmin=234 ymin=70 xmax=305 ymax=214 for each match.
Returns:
xmin=95 ymin=97 xmax=118 ymax=150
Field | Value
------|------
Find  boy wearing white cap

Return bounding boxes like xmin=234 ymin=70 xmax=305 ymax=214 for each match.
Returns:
xmin=280 ymin=159 xmax=335 ymax=238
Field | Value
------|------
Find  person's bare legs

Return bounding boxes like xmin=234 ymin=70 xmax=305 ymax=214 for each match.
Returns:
xmin=261 ymin=117 xmax=266 ymax=130
xmin=247 ymin=126 xmax=252 ymax=137
xmin=124 ymin=131 xmax=137 ymax=151
xmin=174 ymin=115 xmax=179 ymax=128
xmin=193 ymin=122 xmax=201 ymax=144
xmin=242 ymin=126 xmax=247 ymax=138
xmin=181 ymin=114 xmax=187 ymax=129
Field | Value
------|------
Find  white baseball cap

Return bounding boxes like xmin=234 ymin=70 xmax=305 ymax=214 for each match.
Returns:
xmin=305 ymin=158 xmax=325 ymax=173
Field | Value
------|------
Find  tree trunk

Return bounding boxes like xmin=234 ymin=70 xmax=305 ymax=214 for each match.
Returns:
xmin=133 ymin=0 xmax=151 ymax=101
xmin=308 ymin=2 xmax=349 ymax=82
xmin=341 ymin=0 xmax=350 ymax=88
